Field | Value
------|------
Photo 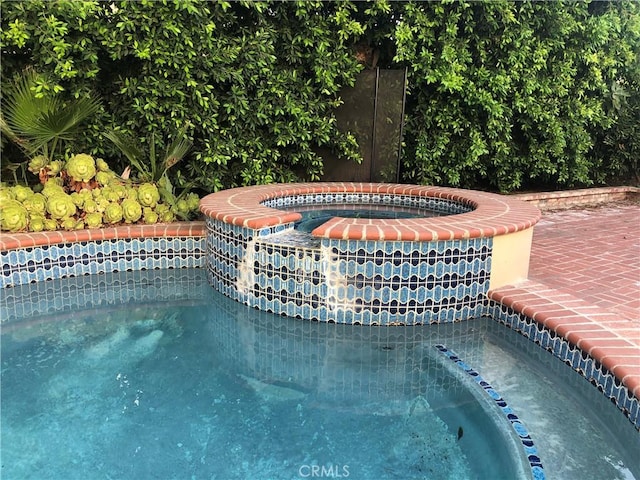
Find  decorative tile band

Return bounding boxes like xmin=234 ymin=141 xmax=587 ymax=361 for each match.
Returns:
xmin=262 ymin=192 xmax=473 ymax=216
xmin=435 ymin=345 xmax=545 ymax=480
xmin=1 ymin=236 xmax=206 ymax=288
xmin=487 ymin=302 xmax=640 ymax=430
xmin=205 ymin=216 xmax=492 ymax=325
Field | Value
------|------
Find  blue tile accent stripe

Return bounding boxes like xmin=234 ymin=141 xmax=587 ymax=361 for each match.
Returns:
xmin=262 ymin=192 xmax=473 ymax=215
xmin=205 ymin=214 xmax=492 ymax=325
xmin=435 ymin=344 xmax=546 ymax=480
xmin=0 ymin=237 xmax=206 ymax=288
xmin=487 ymin=302 xmax=640 ymax=430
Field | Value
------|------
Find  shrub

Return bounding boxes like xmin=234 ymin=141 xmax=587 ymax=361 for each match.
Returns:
xmin=3 ymin=1 xmax=637 ymax=193
xmin=1 ymin=0 xmax=365 ymax=191
xmin=0 ymin=155 xmax=201 ymax=232
xmin=394 ymin=1 xmax=639 ymax=191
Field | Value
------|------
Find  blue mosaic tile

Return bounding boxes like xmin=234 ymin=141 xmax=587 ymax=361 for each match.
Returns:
xmin=435 ymin=345 xmax=545 ymax=479
xmin=0 ymin=237 xmax=206 ymax=288
xmin=206 ymin=215 xmax=492 ymax=326
xmin=263 ymin=193 xmax=474 ymax=218
xmin=487 ymin=301 xmax=640 ymax=431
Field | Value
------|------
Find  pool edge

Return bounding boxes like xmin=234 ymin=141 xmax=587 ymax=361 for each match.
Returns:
xmin=1 ymin=211 xmax=638 ymax=430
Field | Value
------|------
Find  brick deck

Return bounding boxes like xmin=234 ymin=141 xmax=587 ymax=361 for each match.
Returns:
xmin=529 ymin=203 xmax=640 ymax=321
xmin=490 ymin=200 xmax=640 ymax=398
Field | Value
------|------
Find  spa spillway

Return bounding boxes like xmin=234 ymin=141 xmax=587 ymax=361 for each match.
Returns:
xmin=200 ymin=183 xmax=541 ymax=325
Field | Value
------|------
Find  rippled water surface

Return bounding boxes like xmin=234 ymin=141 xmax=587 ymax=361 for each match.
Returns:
xmin=1 ymin=269 xmax=637 ymax=479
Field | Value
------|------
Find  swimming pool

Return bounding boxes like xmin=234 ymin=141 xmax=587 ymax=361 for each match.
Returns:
xmin=1 ymin=269 xmax=638 ymax=479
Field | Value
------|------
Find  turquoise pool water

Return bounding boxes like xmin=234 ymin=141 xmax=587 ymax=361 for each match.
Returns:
xmin=286 ymin=204 xmax=442 ymax=233
xmin=1 ymin=269 xmax=638 ymax=479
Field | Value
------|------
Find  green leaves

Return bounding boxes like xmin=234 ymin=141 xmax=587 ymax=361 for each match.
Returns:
xmin=104 ymin=123 xmax=193 ymax=184
xmin=5 ymin=0 xmax=634 ymax=193
xmin=1 ymin=69 xmax=101 ymax=161
xmin=396 ymin=1 xmax=640 ymax=191
xmin=24 ymin=1 xmax=366 ymax=189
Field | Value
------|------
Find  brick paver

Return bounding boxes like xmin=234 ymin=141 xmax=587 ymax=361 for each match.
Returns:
xmin=529 ymin=202 xmax=640 ymax=322
xmin=491 ymin=200 xmax=640 ymax=398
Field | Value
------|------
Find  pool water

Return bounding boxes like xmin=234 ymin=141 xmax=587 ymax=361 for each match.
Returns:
xmin=1 ymin=269 xmax=638 ymax=479
xmin=286 ymin=204 xmax=443 ymax=233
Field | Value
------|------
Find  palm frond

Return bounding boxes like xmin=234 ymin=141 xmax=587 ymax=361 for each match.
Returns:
xmin=149 ymin=132 xmax=157 ymax=181
xmin=105 ymin=122 xmax=192 ymax=183
xmin=163 ymin=123 xmax=193 ymax=170
xmin=2 ymin=69 xmax=101 ymax=158
xmin=27 ymin=99 xmax=100 ymax=152
xmin=157 ymin=176 xmax=176 ymax=203
xmin=0 ymin=116 xmax=24 ymax=147
xmin=104 ymin=130 xmax=150 ymax=181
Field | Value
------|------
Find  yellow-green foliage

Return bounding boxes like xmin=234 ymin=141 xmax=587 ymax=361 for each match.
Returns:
xmin=28 ymin=155 xmax=48 ymax=174
xmin=66 ymin=154 xmax=97 ymax=182
xmin=103 ymin=202 xmax=123 ymax=224
xmin=0 ymin=199 xmax=28 ymax=232
xmin=84 ymin=212 xmax=103 ymax=228
xmin=29 ymin=215 xmax=46 ymax=232
xmin=121 ymin=198 xmax=142 ymax=223
xmin=46 ymin=193 xmax=77 ymax=220
xmin=0 ymin=155 xmax=201 ymax=232
xmin=137 ymin=183 xmax=160 ymax=208
xmin=22 ymin=192 xmax=46 ymax=215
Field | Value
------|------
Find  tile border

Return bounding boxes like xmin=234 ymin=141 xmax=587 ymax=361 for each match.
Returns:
xmin=205 ymin=216 xmax=491 ymax=325
xmin=487 ymin=287 xmax=639 ymax=430
xmin=0 ymin=223 xmax=206 ymax=288
xmin=436 ymin=345 xmax=545 ymax=480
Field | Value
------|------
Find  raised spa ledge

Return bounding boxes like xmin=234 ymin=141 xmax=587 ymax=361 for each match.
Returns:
xmin=200 ymin=183 xmax=541 ymax=292
xmin=201 ymin=183 xmax=541 ymax=325
xmin=200 ymin=183 xmax=541 ymax=240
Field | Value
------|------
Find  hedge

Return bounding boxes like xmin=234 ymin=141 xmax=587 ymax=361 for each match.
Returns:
xmin=2 ymin=1 xmax=638 ymax=193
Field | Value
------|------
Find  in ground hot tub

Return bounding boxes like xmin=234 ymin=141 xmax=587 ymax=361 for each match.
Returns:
xmin=200 ymin=183 xmax=540 ymax=325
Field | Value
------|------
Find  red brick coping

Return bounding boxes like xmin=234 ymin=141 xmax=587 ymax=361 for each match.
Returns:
xmin=513 ymin=186 xmax=639 ymax=211
xmin=0 ymin=222 xmax=206 ymax=251
xmin=489 ymin=283 xmax=640 ymax=400
xmin=199 ymin=183 xmax=541 ymax=241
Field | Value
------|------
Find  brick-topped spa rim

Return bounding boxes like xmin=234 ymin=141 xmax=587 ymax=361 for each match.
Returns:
xmin=199 ymin=183 xmax=541 ymax=241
